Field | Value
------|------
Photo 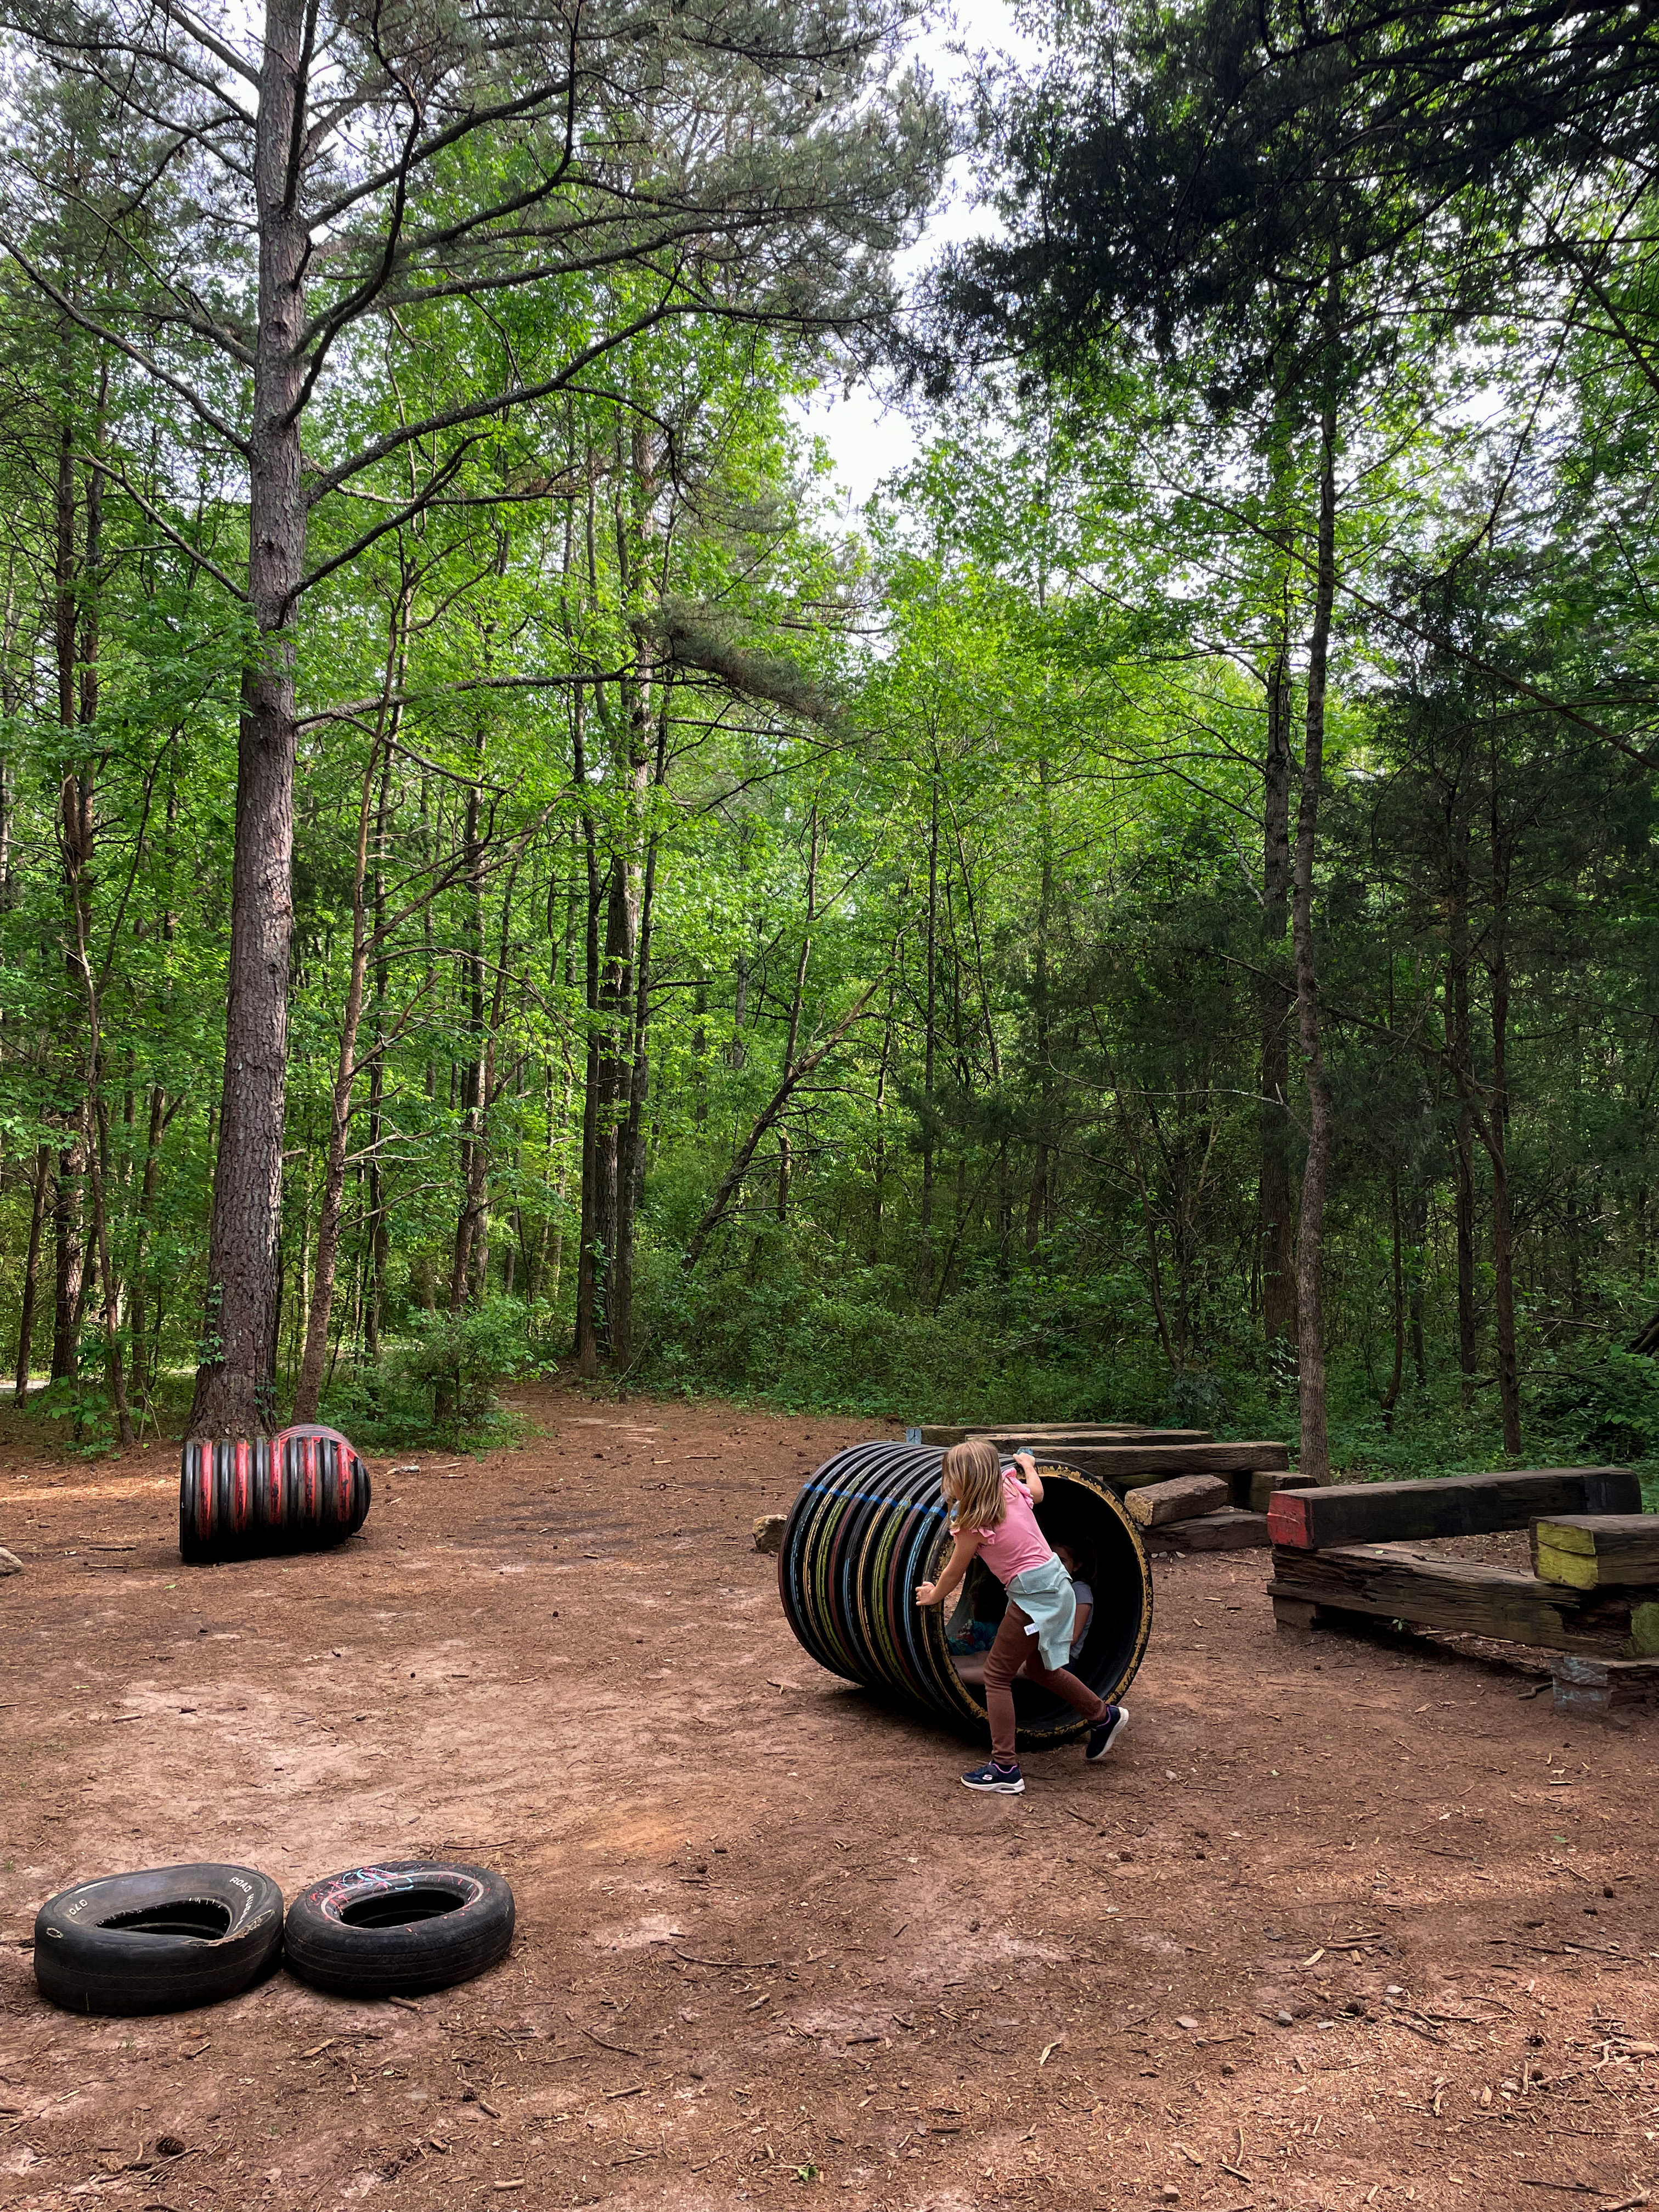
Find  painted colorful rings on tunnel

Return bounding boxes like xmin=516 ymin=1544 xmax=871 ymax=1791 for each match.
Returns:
xmin=178 ymin=1422 xmax=371 ymax=1563
xmin=777 ymin=1441 xmax=1153 ymax=1747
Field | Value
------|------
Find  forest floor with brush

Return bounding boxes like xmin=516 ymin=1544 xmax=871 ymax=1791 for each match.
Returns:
xmin=1 ymin=1383 xmax=1655 ymax=2212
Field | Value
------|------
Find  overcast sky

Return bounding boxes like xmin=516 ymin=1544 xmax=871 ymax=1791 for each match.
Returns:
xmin=794 ymin=0 xmax=1047 ymax=510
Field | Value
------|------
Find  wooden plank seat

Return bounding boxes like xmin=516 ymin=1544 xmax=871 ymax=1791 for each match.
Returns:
xmin=1532 ymin=1514 xmax=1659 ymax=1589
xmin=1267 ymin=1541 xmax=1659 ymax=1659
xmin=1146 ymin=1508 xmax=1271 ymax=1553
xmin=1266 ymin=1467 xmax=1640 ymax=1551
xmin=1126 ymin=1473 xmax=1231 ymax=1527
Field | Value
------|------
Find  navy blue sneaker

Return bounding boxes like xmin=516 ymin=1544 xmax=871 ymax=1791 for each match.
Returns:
xmin=1086 ymin=1704 xmax=1129 ymax=1762
xmin=961 ymin=1759 xmax=1025 ymax=1795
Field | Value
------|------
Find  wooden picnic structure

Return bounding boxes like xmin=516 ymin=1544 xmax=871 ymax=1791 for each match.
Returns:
xmin=912 ymin=1423 xmax=1306 ymax=1551
xmin=1265 ymin=1466 xmax=1659 ymax=1716
xmin=911 ymin=1426 xmax=1658 ymax=1712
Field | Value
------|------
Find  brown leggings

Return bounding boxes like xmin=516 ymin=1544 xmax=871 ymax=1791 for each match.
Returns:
xmin=983 ymin=1599 xmax=1107 ymax=1764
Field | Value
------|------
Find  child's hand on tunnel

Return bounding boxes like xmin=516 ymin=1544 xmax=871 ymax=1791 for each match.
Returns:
xmin=915 ymin=1580 xmax=941 ymax=1606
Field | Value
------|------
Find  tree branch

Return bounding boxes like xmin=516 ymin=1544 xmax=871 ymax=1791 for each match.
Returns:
xmin=0 ymin=232 xmax=253 ymax=454
xmin=682 ymin=975 xmax=890 ymax=1272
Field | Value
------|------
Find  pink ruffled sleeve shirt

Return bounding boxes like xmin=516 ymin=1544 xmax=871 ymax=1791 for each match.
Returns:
xmin=966 ymin=1473 xmax=1054 ymax=1584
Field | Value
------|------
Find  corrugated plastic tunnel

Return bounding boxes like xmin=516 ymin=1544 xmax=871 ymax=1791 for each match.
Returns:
xmin=178 ymin=1423 xmax=371 ymax=1564
xmin=778 ymin=1442 xmax=1153 ymax=1746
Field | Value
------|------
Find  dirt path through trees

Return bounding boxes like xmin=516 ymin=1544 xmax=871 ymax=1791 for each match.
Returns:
xmin=1 ymin=1387 xmax=1654 ymax=2210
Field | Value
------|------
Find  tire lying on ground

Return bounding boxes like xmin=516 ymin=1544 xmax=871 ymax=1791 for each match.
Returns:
xmin=178 ymin=1423 xmax=371 ymax=1564
xmin=283 ymin=1862 xmax=515 ymax=1999
xmin=33 ymin=1864 xmax=284 ymax=2015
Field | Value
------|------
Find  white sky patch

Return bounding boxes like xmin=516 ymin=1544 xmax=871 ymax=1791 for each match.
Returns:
xmin=797 ymin=0 xmax=1048 ymax=511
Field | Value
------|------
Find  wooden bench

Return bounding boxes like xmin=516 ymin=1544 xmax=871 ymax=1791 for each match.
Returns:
xmin=1267 ymin=1541 xmax=1659 ymax=1658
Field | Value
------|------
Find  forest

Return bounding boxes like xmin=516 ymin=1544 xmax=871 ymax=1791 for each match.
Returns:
xmin=2 ymin=0 xmax=1658 ymax=1480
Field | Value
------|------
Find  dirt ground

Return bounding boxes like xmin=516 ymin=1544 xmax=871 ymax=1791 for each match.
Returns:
xmin=2 ymin=1385 xmax=1656 ymax=2212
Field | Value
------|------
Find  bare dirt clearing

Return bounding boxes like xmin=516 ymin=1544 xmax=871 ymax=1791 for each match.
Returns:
xmin=2 ymin=1385 xmax=1655 ymax=2212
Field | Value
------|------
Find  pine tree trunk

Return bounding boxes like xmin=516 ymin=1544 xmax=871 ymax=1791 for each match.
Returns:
xmin=574 ymin=694 xmax=603 ymax=1375
xmin=15 ymin=1141 xmax=50 ymax=1399
xmin=1380 ymin=1170 xmax=1404 ymax=1431
xmin=189 ymin=0 xmax=309 ymax=1438
xmin=449 ymin=767 xmax=489 ymax=1313
xmin=1486 ymin=820 xmax=1521 ymax=1452
xmin=126 ymin=1085 xmax=166 ymax=1410
xmin=1291 ymin=281 xmax=1341 ymax=1485
xmin=869 ymin=976 xmax=894 ymax=1266
xmin=611 ymin=748 xmax=665 ymax=1369
xmin=919 ymin=768 xmax=938 ymax=1300
xmin=592 ymin=854 xmax=629 ymax=1348
xmin=1449 ymin=879 xmax=1479 ymax=1410
xmin=293 ymin=744 xmax=381 ymax=1420
xmin=50 ymin=410 xmax=91 ymax=1391
xmin=1407 ymin=1165 xmax=1429 ymax=1387
xmin=51 ymin=1121 xmax=86 ymax=1381
xmin=767 ymin=810 xmax=816 ymax=1243
xmin=364 ymin=747 xmax=392 ymax=1368
xmin=1259 ymin=624 xmax=1298 ymax=1347
xmin=82 ymin=1083 xmax=136 ymax=1449
xmin=1026 ymin=759 xmax=1053 ymax=1253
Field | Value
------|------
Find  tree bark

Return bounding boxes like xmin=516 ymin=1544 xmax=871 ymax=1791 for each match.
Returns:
xmin=610 ymin=704 xmax=670 ymax=1368
xmin=292 ymin=738 xmax=380 ymax=1422
xmin=50 ymin=1121 xmax=86 ymax=1381
xmin=1380 ymin=1169 xmax=1404 ymax=1431
xmin=15 ymin=1142 xmax=51 ymax=1399
xmin=126 ymin=1085 xmax=167 ymax=1409
xmin=448 ymin=744 xmax=490 ymax=1314
xmin=364 ymin=746 xmax=392 ymax=1368
xmin=1406 ymin=1164 xmax=1429 ymax=1388
xmin=868 ymin=975 xmax=894 ymax=1265
xmin=1026 ymin=758 xmax=1053 ymax=1252
xmin=1259 ymin=619 xmax=1299 ymax=1347
xmin=573 ymin=690 xmax=603 ymax=1376
xmin=591 ymin=851 xmax=630 ymax=1345
xmin=1484 ymin=788 xmax=1521 ymax=1452
xmin=1448 ymin=820 xmax=1479 ymax=1411
xmin=770 ymin=804 xmax=816 ymax=1235
xmin=190 ymin=0 xmax=309 ymax=1437
xmin=1291 ymin=275 xmax=1341 ymax=1485
xmin=83 ymin=1105 xmax=134 ymax=1447
xmin=919 ymin=765 xmax=938 ymax=1300
xmin=69 ymin=918 xmax=136 ymax=1450
xmin=50 ymin=407 xmax=92 ymax=1390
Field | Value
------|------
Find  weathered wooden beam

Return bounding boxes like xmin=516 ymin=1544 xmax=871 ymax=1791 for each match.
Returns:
xmin=1266 ymin=1467 xmax=1640 ymax=1551
xmin=1250 ymin=1469 xmax=1321 ymax=1514
xmin=1149 ymin=1508 xmax=1271 ymax=1552
xmin=1531 ymin=1514 xmax=1659 ymax=1590
xmin=1267 ymin=1541 xmax=1659 ymax=1658
xmin=917 ymin=1424 xmax=1212 ymax=1448
xmin=1126 ymin=1473 xmax=1231 ymax=1528
xmin=1042 ymin=1441 xmax=1290 ymax=1489
xmin=1272 ymin=1594 xmax=1327 ymax=1634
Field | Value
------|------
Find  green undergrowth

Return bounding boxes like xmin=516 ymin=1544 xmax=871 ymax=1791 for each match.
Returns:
xmin=621 ymin=1247 xmax=1659 ymax=1500
xmin=12 ymin=1269 xmax=1659 ymax=1507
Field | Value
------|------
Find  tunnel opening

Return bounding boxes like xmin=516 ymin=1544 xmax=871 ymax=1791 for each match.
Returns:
xmin=941 ymin=1472 xmax=1149 ymax=1739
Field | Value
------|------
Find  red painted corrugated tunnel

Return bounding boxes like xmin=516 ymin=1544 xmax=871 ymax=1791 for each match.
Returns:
xmin=778 ymin=1442 xmax=1153 ymax=1746
xmin=178 ymin=1423 xmax=371 ymax=1563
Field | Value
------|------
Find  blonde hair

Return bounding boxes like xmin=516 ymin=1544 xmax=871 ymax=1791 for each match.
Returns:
xmin=941 ymin=1439 xmax=1006 ymax=1532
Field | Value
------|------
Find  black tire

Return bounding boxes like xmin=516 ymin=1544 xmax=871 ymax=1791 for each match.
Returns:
xmin=33 ymin=1863 xmax=284 ymax=2016
xmin=282 ymin=1861 xmax=514 ymax=1999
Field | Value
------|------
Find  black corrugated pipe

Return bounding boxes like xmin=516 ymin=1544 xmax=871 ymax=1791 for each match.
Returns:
xmin=778 ymin=1442 xmax=1153 ymax=1745
xmin=178 ymin=1423 xmax=371 ymax=1564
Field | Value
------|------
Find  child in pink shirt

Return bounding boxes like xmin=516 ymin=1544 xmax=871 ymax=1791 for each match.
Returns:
xmin=916 ymin=1441 xmax=1128 ymax=1794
